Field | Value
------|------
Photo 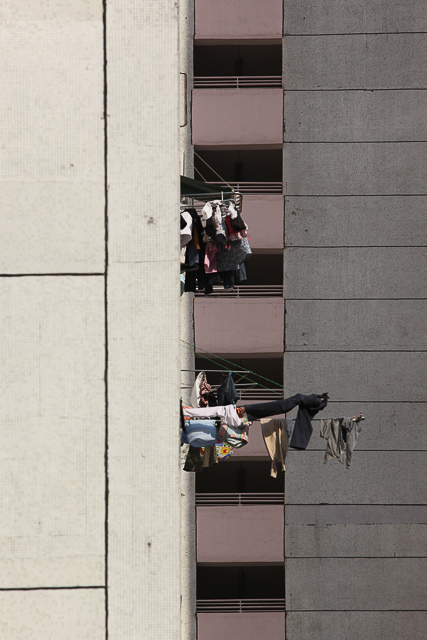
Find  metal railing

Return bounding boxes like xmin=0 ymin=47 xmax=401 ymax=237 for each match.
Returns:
xmin=197 ymin=599 xmax=286 ymax=613
xmin=194 ymin=75 xmax=283 ymax=89
xmin=196 ymin=493 xmax=285 ymax=506
xmin=196 ymin=285 xmax=283 ymax=298
xmin=238 ymin=388 xmax=284 ymax=401
xmin=200 ymin=181 xmax=282 ymax=195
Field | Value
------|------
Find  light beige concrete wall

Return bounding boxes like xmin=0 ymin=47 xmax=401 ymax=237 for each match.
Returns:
xmin=0 ymin=1 xmax=105 ymax=637
xmin=107 ymin=1 xmax=181 ymax=639
xmin=0 ymin=0 xmax=182 ymax=638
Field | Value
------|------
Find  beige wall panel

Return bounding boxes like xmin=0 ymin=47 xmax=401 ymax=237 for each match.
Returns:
xmin=0 ymin=1 xmax=101 ymax=20
xmin=108 ymin=264 xmax=181 ymax=639
xmin=1 ymin=183 xmax=104 ymax=273
xmin=107 ymin=4 xmax=181 ymax=637
xmin=0 ymin=590 xmax=104 ymax=640
xmin=0 ymin=21 xmax=104 ymax=273
xmin=0 ymin=277 xmax=104 ymax=586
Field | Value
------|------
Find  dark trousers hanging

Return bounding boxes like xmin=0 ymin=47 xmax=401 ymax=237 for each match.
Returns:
xmin=243 ymin=393 xmax=329 ymax=450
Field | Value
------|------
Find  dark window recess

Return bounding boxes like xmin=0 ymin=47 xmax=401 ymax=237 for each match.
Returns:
xmin=245 ymin=254 xmax=283 ymax=286
xmin=194 ymin=356 xmax=283 ymax=390
xmin=197 ymin=565 xmax=285 ymax=600
xmin=194 ymin=150 xmax=282 ymax=184
xmin=196 ymin=460 xmax=284 ymax=494
xmin=194 ymin=45 xmax=282 ymax=77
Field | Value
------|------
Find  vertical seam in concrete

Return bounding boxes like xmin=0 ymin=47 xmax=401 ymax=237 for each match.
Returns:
xmin=103 ymin=1 xmax=109 ymax=638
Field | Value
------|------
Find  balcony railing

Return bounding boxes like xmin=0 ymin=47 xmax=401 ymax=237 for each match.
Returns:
xmin=196 ymin=285 xmax=283 ymax=298
xmin=194 ymin=76 xmax=282 ymax=89
xmin=196 ymin=493 xmax=285 ymax=506
xmin=201 ymin=181 xmax=283 ymax=195
xmin=197 ymin=599 xmax=286 ymax=613
xmin=237 ymin=388 xmax=284 ymax=401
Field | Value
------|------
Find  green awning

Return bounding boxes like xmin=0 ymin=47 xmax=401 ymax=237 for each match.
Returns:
xmin=180 ymin=176 xmax=233 ymax=201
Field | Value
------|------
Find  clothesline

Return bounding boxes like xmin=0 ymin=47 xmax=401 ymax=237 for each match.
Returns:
xmin=181 ymin=339 xmax=298 ymax=394
xmin=181 ymin=341 xmax=284 ymax=397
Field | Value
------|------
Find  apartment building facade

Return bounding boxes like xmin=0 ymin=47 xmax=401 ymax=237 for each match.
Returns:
xmin=189 ymin=1 xmax=427 ymax=639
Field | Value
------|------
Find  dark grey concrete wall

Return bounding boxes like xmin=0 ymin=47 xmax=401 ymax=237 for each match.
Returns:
xmin=283 ymin=2 xmax=427 ymax=637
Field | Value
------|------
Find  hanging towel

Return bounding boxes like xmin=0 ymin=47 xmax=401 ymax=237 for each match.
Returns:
xmin=181 ymin=419 xmax=217 ymax=448
xmin=261 ymin=418 xmax=288 ymax=478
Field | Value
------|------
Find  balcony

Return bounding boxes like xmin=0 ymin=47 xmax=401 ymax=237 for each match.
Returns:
xmin=192 ymin=88 xmax=283 ymax=147
xmin=197 ymin=505 xmax=284 ymax=562
xmin=194 ymin=76 xmax=282 ymax=89
xmin=195 ymin=285 xmax=282 ymax=298
xmin=198 ymin=612 xmax=285 ymax=640
xmin=197 ymin=600 xmax=285 ymax=612
xmin=195 ymin=0 xmax=283 ymax=42
xmin=196 ymin=493 xmax=284 ymax=506
xmin=195 ymin=297 xmax=284 ymax=354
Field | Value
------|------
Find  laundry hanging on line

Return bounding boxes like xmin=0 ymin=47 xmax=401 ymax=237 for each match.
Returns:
xmin=181 ymin=371 xmax=364 ymax=473
xmin=320 ymin=414 xmax=364 ymax=469
xmin=179 ymin=199 xmax=252 ymax=295
xmin=244 ymin=393 xmax=330 ymax=450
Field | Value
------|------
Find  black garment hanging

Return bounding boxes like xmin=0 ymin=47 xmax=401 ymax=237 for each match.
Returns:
xmin=244 ymin=393 xmax=329 ymax=450
xmin=290 ymin=394 xmax=329 ymax=450
xmin=184 ymin=208 xmax=208 ymax=293
xmin=217 ymin=374 xmax=239 ymax=406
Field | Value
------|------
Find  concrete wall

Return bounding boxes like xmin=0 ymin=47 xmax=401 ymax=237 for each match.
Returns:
xmin=197 ymin=506 xmax=284 ymax=562
xmin=198 ymin=613 xmax=285 ymax=640
xmin=1 ymin=1 xmax=181 ymax=638
xmin=283 ymin=1 xmax=427 ymax=638
xmin=180 ymin=3 xmax=197 ymax=639
xmin=192 ymin=89 xmax=283 ymax=147
xmin=195 ymin=0 xmax=283 ymax=41
xmin=241 ymin=196 xmax=284 ymax=250
xmin=195 ymin=298 xmax=284 ymax=354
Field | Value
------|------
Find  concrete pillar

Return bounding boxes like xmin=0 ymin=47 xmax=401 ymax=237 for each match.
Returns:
xmin=179 ymin=2 xmax=197 ymax=639
xmin=107 ymin=1 xmax=181 ymax=638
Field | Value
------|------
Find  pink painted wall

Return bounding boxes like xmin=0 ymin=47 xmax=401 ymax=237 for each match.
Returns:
xmin=198 ymin=613 xmax=285 ymax=639
xmin=232 ymin=421 xmax=267 ymax=457
xmin=243 ymin=195 xmax=283 ymax=249
xmin=197 ymin=506 xmax=284 ymax=562
xmin=192 ymin=89 xmax=283 ymax=146
xmin=195 ymin=0 xmax=283 ymax=41
xmin=194 ymin=298 xmax=284 ymax=354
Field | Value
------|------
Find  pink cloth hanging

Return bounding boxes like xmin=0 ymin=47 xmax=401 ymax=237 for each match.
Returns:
xmin=204 ymin=241 xmax=218 ymax=273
